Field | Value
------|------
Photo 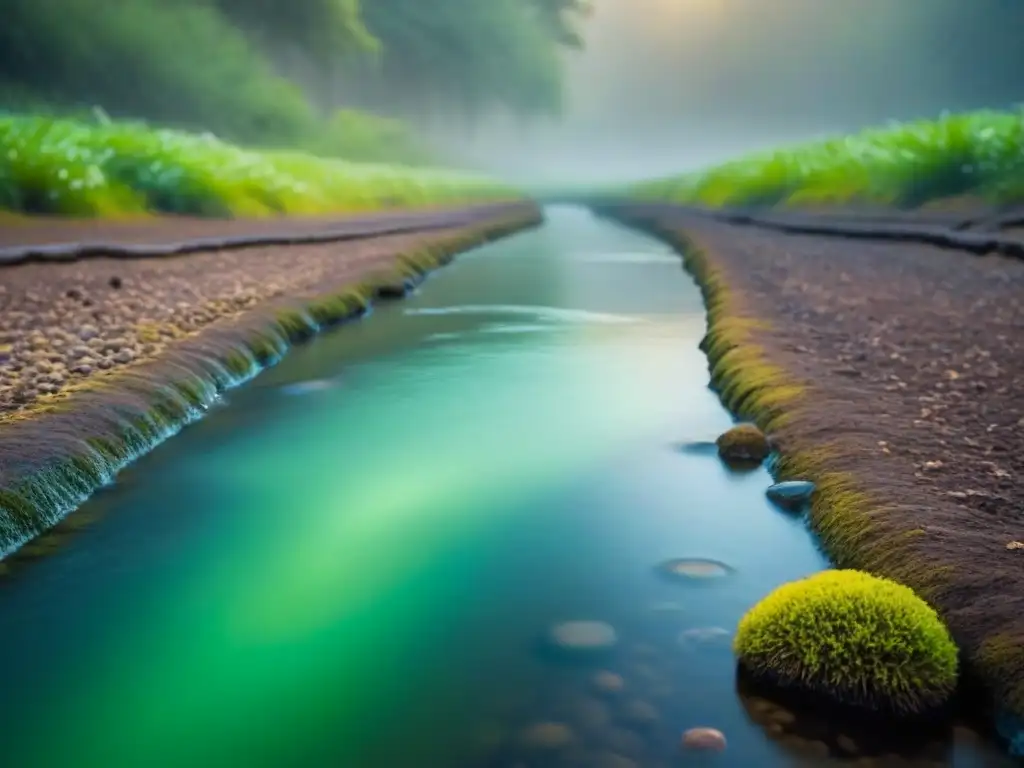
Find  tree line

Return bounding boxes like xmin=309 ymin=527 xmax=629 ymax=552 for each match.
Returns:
xmin=0 ymin=0 xmax=591 ymax=160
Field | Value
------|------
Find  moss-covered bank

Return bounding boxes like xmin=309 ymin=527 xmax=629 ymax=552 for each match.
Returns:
xmin=600 ymin=205 xmax=1024 ymax=757
xmin=0 ymin=207 xmax=540 ymax=557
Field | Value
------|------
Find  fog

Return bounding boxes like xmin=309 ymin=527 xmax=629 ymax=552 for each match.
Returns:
xmin=433 ymin=0 xmax=1024 ymax=186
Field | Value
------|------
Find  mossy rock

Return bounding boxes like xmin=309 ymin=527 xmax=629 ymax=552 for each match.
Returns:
xmin=715 ymin=423 xmax=771 ymax=465
xmin=733 ymin=570 xmax=958 ymax=718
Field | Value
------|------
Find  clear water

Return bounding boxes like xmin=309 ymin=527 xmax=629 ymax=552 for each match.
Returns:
xmin=0 ymin=207 xmax=1009 ymax=767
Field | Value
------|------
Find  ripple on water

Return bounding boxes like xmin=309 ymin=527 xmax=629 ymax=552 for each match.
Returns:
xmin=404 ymin=304 xmax=640 ymax=325
xmin=278 ymin=378 xmax=338 ymax=396
xmin=569 ymin=251 xmax=678 ymax=264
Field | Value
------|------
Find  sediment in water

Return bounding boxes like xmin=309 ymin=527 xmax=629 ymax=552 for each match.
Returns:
xmin=599 ymin=202 xmax=1024 ymax=757
xmin=0 ymin=207 xmax=541 ymax=557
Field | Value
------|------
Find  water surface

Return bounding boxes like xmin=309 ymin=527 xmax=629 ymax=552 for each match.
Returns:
xmin=0 ymin=207 xmax=1007 ymax=766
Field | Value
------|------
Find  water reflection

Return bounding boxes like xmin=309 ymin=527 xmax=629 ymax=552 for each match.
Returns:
xmin=0 ymin=207 xmax=1010 ymax=767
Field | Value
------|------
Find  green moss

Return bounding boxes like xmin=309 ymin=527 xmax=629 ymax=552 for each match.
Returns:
xmin=274 ymin=309 xmax=316 ymax=343
xmin=306 ymin=289 xmax=368 ymax=327
xmin=715 ymin=423 xmax=770 ymax=464
xmin=0 ymin=488 xmax=40 ymax=530
xmin=734 ymin=569 xmax=959 ymax=716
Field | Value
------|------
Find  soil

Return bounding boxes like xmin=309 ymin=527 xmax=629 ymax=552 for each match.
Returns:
xmin=0 ymin=204 xmax=478 ymax=249
xmin=608 ymin=204 xmax=1024 ymax=730
xmin=0 ymin=210 xmax=528 ymax=417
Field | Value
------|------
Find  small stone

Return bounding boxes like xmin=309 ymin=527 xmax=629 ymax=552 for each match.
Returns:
xmin=593 ymin=671 xmax=626 ymax=696
xmin=765 ymin=480 xmax=816 ymax=511
xmin=548 ymin=621 xmax=618 ymax=652
xmin=518 ymin=722 xmax=574 ymax=751
xmin=655 ymin=557 xmax=733 ymax=581
xmin=71 ymin=365 xmax=93 ymax=376
xmin=922 ymin=460 xmax=944 ymax=472
xmin=113 ymin=350 xmax=134 ymax=365
xmin=1007 ymin=541 xmax=1024 ymax=551
xmin=716 ymin=423 xmax=770 ymax=465
xmin=681 ymin=727 xmax=726 ymax=752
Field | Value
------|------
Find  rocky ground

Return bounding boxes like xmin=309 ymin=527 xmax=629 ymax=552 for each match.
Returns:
xmin=0 ymin=221 xmax=497 ymax=417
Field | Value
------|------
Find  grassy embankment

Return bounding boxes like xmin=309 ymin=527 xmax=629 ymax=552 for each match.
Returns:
xmin=0 ymin=113 xmax=523 ymax=219
xmin=628 ymin=109 xmax=1024 ymax=209
xmin=607 ymin=108 xmax=1024 ymax=755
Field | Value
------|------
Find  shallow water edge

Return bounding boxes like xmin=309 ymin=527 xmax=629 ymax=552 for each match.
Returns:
xmin=0 ymin=207 xmax=541 ymax=558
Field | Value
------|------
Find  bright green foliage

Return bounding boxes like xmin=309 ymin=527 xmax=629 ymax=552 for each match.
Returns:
xmin=734 ymin=569 xmax=958 ymax=716
xmin=631 ymin=109 xmax=1024 ymax=208
xmin=0 ymin=114 xmax=522 ymax=217
xmin=0 ymin=0 xmax=587 ymax=154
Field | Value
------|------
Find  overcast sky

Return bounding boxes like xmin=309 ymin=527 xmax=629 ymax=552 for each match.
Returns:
xmin=435 ymin=0 xmax=1024 ymax=185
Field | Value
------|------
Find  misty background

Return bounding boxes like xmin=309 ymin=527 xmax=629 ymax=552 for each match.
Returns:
xmin=3 ymin=0 xmax=1023 ymax=186
xmin=445 ymin=0 xmax=1024 ymax=185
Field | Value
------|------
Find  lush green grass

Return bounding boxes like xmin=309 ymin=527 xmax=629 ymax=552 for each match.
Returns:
xmin=629 ymin=109 xmax=1024 ymax=209
xmin=0 ymin=114 xmax=520 ymax=218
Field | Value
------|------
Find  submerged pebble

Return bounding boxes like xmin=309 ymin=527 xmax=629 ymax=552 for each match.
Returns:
xmin=592 ymin=671 xmax=626 ymax=696
xmin=682 ymin=727 xmax=727 ymax=752
xmin=519 ymin=721 xmax=575 ymax=751
xmin=548 ymin=620 xmax=618 ymax=652
xmin=656 ymin=558 xmax=734 ymax=581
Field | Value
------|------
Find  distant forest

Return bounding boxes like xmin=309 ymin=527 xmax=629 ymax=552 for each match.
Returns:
xmin=0 ymin=0 xmax=592 ymax=162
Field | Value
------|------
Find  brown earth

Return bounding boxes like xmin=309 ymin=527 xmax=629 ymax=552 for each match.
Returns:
xmin=607 ymin=205 xmax=1024 ymax=731
xmin=0 ymin=209 xmax=531 ymax=419
xmin=0 ymin=205 xmax=468 ymax=248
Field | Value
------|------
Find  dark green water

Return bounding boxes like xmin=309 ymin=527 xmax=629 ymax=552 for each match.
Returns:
xmin=0 ymin=207 xmax=1010 ymax=767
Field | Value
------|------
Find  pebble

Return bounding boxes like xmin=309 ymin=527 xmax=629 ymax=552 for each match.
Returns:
xmin=765 ymin=480 xmax=816 ymax=510
xmin=548 ymin=621 xmax=618 ymax=652
xmin=656 ymin=557 xmax=733 ymax=581
xmin=681 ymin=727 xmax=727 ymax=752
xmin=518 ymin=722 xmax=575 ymax=751
xmin=592 ymin=671 xmax=625 ymax=696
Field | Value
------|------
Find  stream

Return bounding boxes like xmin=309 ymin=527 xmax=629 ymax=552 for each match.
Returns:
xmin=0 ymin=206 xmax=1009 ymax=767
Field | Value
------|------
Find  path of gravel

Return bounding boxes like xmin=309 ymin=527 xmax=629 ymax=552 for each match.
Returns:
xmin=0 ymin=220 xmax=507 ymax=417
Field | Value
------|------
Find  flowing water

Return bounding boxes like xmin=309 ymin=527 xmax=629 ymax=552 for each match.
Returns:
xmin=0 ymin=207 xmax=1009 ymax=767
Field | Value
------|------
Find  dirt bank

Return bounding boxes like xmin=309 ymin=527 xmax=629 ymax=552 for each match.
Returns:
xmin=604 ymin=204 xmax=1024 ymax=754
xmin=0 ymin=204 xmax=540 ymax=553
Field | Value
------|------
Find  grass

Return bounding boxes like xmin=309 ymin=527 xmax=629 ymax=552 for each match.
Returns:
xmin=0 ymin=113 xmax=521 ymax=218
xmin=627 ymin=108 xmax=1024 ymax=209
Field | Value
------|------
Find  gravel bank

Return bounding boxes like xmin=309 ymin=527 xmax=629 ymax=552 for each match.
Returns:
xmin=606 ymin=204 xmax=1024 ymax=754
xmin=0 ymin=205 xmax=539 ymax=553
